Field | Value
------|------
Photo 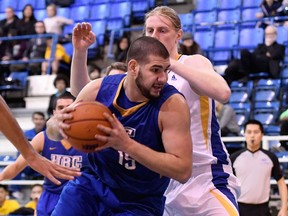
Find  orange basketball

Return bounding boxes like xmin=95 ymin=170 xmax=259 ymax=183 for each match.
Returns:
xmin=64 ymin=101 xmax=113 ymax=153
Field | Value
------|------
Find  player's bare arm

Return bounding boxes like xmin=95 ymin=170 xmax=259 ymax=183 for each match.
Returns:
xmin=71 ymin=22 xmax=95 ymax=96
xmin=170 ymin=55 xmax=231 ymax=103
xmin=0 ymin=132 xmax=45 ymax=181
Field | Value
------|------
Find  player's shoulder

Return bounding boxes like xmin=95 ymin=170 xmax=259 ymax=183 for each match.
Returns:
xmin=183 ymin=54 xmax=213 ymax=68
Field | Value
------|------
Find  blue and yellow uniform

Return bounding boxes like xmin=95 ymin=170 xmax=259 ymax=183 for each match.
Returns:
xmin=52 ymin=74 xmax=181 ymax=216
xmin=36 ymin=131 xmax=88 ymax=216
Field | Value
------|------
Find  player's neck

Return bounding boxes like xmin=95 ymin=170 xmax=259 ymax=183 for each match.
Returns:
xmin=123 ymin=77 xmax=148 ymax=103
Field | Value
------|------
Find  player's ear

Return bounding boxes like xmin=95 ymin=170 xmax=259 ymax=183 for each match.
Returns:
xmin=128 ymin=59 xmax=139 ymax=76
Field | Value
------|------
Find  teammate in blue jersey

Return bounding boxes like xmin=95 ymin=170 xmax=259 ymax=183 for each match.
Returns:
xmin=0 ymin=96 xmax=80 ymax=185
xmin=0 ymin=94 xmax=88 ymax=216
xmin=46 ymin=36 xmax=192 ymax=216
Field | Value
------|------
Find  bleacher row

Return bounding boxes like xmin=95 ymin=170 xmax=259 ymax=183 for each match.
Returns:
xmin=0 ymin=0 xmax=156 ymax=49
xmin=226 ymin=68 xmax=288 ymax=145
xmin=178 ymin=0 xmax=288 ymax=66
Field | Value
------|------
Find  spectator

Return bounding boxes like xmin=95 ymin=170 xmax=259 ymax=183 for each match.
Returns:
xmin=24 ymin=111 xmax=46 ymax=141
xmin=41 ymin=37 xmax=71 ymax=75
xmin=22 ymin=21 xmax=48 ymax=75
xmin=179 ymin=32 xmax=202 ymax=55
xmin=256 ymin=0 xmax=285 ymax=28
xmin=4 ymin=29 xmax=28 ymax=73
xmin=47 ymin=74 xmax=73 ymax=117
xmin=105 ymin=61 xmax=127 ymax=76
xmin=18 ymin=4 xmax=37 ymax=36
xmin=223 ymin=25 xmax=285 ymax=85
xmin=0 ymin=184 xmax=20 ymax=215
xmin=25 ymin=184 xmax=43 ymax=211
xmin=215 ymin=100 xmax=240 ymax=137
xmin=0 ymin=7 xmax=20 ymax=37
xmin=43 ymin=4 xmax=73 ymax=36
xmin=87 ymin=63 xmax=101 ymax=80
xmin=230 ymin=119 xmax=287 ymax=216
xmin=114 ymin=35 xmax=130 ymax=63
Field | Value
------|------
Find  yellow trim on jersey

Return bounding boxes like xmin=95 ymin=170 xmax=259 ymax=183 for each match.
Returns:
xmin=61 ymin=139 xmax=72 ymax=150
xmin=200 ymin=96 xmax=209 ymax=149
xmin=210 ymin=189 xmax=239 ymax=216
xmin=113 ymin=77 xmax=148 ymax=117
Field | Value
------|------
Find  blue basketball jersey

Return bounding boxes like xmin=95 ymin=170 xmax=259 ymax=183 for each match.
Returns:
xmin=89 ymin=74 xmax=181 ymax=197
xmin=42 ymin=131 xmax=88 ymax=194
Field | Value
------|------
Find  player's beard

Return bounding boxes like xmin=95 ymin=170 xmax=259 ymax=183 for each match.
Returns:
xmin=135 ymin=69 xmax=162 ymax=99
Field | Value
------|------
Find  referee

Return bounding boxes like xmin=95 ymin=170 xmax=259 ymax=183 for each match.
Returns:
xmin=230 ymin=119 xmax=287 ymax=216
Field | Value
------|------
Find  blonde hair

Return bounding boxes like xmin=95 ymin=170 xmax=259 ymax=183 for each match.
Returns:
xmin=144 ymin=6 xmax=182 ymax=32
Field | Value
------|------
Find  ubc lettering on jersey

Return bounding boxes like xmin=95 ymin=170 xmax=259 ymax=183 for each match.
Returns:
xmin=51 ymin=154 xmax=83 ymax=168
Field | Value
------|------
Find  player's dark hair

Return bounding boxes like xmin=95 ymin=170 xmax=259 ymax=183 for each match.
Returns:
xmin=52 ymin=93 xmax=75 ymax=110
xmin=126 ymin=36 xmax=169 ymax=65
xmin=0 ymin=184 xmax=8 ymax=191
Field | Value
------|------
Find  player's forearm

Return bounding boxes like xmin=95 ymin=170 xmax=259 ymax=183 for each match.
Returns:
xmin=70 ymin=50 xmax=91 ymax=96
xmin=125 ymin=139 xmax=192 ymax=183
xmin=0 ymin=97 xmax=36 ymax=158
xmin=0 ymin=162 xmax=27 ymax=180
xmin=46 ymin=117 xmax=63 ymax=141
xmin=170 ymin=56 xmax=231 ymax=103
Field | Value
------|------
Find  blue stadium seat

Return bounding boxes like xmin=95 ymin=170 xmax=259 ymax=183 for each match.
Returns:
xmin=108 ymin=1 xmax=132 ymax=27
xmin=253 ymin=79 xmax=280 ymax=102
xmin=17 ymin=0 xmax=36 ymax=11
xmin=193 ymin=10 xmax=217 ymax=30
xmin=230 ymin=102 xmax=251 ymax=112
xmin=34 ymin=9 xmax=47 ymax=20
xmin=242 ymin=0 xmax=262 ymax=9
xmin=217 ymin=0 xmax=241 ymax=10
xmin=71 ymin=0 xmax=93 ymax=6
xmin=193 ymin=30 xmax=214 ymax=53
xmin=195 ymin=0 xmax=218 ymax=11
xmin=63 ymin=43 xmax=73 ymax=57
xmin=241 ymin=8 xmax=261 ymax=28
xmin=179 ymin=13 xmax=194 ymax=32
xmin=264 ymin=125 xmax=280 ymax=135
xmin=70 ymin=5 xmax=90 ymax=22
xmin=0 ymin=72 xmax=28 ymax=98
xmin=229 ymin=90 xmax=250 ymax=103
xmin=57 ymin=7 xmax=71 ymax=19
xmin=255 ymin=79 xmax=281 ymax=92
xmin=131 ymin=0 xmax=149 ymax=22
xmin=90 ymin=19 xmax=107 ymax=46
xmin=0 ymin=13 xmax=5 ymax=20
xmin=230 ymin=80 xmax=254 ymax=96
xmin=277 ymin=26 xmax=288 ymax=45
xmin=63 ymin=24 xmax=74 ymax=35
xmin=208 ymin=28 xmax=239 ymax=65
xmin=235 ymin=109 xmax=250 ymax=127
xmin=0 ymin=0 xmax=18 ymax=12
xmin=216 ymin=9 xmax=241 ymax=29
xmin=89 ymin=3 xmax=110 ymax=21
xmin=35 ymin=0 xmax=46 ymax=9
xmin=253 ymin=109 xmax=278 ymax=125
xmin=233 ymin=27 xmax=264 ymax=58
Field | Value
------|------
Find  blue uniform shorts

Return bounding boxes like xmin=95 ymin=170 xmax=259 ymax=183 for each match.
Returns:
xmin=51 ymin=171 xmax=163 ymax=216
xmin=37 ymin=190 xmax=60 ymax=216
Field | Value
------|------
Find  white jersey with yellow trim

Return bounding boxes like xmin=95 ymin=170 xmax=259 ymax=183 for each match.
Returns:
xmin=164 ymin=55 xmax=240 ymax=216
xmin=168 ymin=55 xmax=230 ymax=168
